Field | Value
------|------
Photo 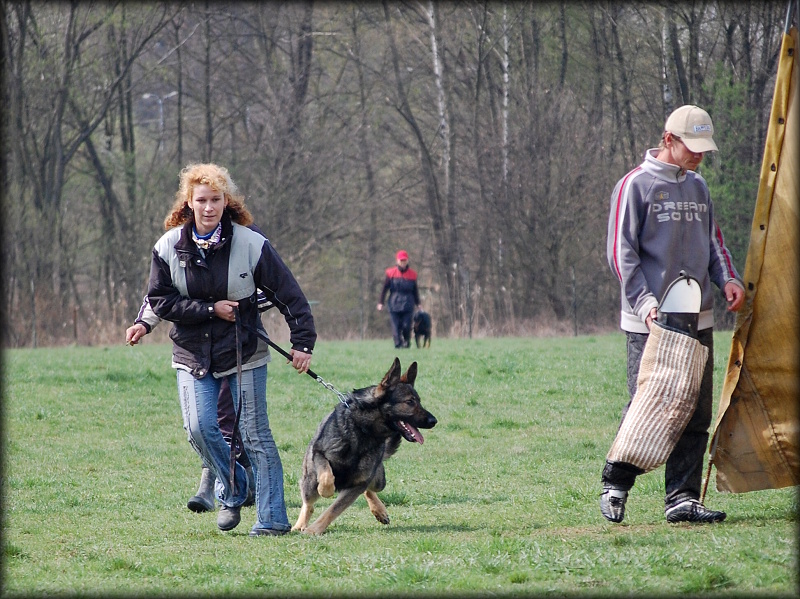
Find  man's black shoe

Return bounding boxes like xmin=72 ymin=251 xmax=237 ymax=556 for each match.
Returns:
xmin=600 ymin=487 xmax=628 ymax=523
xmin=666 ymin=499 xmax=726 ymax=523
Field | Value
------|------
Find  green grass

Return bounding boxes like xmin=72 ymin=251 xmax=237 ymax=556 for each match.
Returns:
xmin=2 ymin=334 xmax=797 ymax=596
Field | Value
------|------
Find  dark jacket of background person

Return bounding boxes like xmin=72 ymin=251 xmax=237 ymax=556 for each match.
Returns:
xmin=379 ymin=266 xmax=420 ymax=314
xmin=148 ymin=212 xmax=316 ymax=378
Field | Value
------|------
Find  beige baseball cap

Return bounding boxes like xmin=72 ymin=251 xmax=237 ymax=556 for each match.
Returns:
xmin=664 ymin=105 xmax=718 ymax=153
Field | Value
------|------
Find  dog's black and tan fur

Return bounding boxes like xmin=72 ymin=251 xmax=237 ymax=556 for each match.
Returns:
xmin=292 ymin=358 xmax=437 ymax=535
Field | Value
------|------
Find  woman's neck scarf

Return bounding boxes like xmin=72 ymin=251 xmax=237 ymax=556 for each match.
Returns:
xmin=192 ymin=222 xmax=222 ymax=251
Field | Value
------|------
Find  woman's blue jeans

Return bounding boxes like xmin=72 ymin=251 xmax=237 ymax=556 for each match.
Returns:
xmin=176 ymin=364 xmax=291 ymax=532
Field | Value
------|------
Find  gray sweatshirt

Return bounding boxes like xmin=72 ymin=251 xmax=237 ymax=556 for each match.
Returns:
xmin=607 ymin=149 xmax=743 ymax=334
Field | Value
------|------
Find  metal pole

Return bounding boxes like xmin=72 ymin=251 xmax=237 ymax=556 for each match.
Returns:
xmin=157 ymin=97 xmax=164 ymax=152
xmin=30 ymin=277 xmax=37 ymax=349
xmin=785 ymin=0 xmax=797 ymax=34
xmin=571 ymin=265 xmax=577 ymax=337
xmin=700 ymin=431 xmax=721 ymax=504
xmin=143 ymin=92 xmax=177 ymax=153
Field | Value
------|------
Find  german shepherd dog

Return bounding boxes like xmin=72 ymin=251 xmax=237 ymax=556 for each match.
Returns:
xmin=413 ymin=310 xmax=432 ymax=348
xmin=292 ymin=358 xmax=437 ymax=535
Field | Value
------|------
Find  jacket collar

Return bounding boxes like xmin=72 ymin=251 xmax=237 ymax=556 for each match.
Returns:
xmin=175 ymin=212 xmax=234 ymax=253
xmin=641 ymin=148 xmax=687 ymax=184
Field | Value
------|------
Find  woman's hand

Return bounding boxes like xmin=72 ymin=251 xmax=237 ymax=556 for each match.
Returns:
xmin=214 ymin=300 xmax=239 ymax=322
xmin=125 ymin=323 xmax=147 ymax=345
xmin=289 ymin=349 xmax=312 ymax=374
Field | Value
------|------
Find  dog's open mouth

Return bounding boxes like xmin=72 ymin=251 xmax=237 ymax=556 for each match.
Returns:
xmin=395 ymin=420 xmax=424 ymax=444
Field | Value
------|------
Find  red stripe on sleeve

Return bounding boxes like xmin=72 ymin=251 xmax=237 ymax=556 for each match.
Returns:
xmin=714 ymin=221 xmax=734 ymax=276
xmin=612 ymin=167 xmax=641 ymax=280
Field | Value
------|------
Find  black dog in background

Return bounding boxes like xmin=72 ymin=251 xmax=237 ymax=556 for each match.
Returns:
xmin=413 ymin=310 xmax=431 ymax=348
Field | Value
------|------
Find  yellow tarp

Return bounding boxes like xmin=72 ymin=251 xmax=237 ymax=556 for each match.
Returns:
xmin=710 ymin=26 xmax=800 ymax=493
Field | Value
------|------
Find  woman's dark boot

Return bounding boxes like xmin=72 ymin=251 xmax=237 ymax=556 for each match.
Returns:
xmin=187 ymin=467 xmax=215 ymax=513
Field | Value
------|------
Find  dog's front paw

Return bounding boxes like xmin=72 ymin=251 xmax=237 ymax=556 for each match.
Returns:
xmin=318 ymin=471 xmax=335 ymax=498
xmin=302 ymin=523 xmax=327 ymax=536
xmin=373 ymin=511 xmax=390 ymax=525
xmin=365 ymin=491 xmax=390 ymax=525
xmin=292 ymin=504 xmax=313 ymax=531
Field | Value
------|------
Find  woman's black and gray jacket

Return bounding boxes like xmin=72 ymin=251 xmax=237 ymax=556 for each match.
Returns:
xmin=147 ymin=213 xmax=316 ymax=378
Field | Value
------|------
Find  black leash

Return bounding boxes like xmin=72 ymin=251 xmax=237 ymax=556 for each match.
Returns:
xmin=240 ymin=320 xmax=350 ymax=408
xmin=226 ymin=310 xmax=348 ymax=500
xmin=228 ymin=306 xmax=350 ymax=502
xmin=230 ymin=307 xmax=244 ymax=491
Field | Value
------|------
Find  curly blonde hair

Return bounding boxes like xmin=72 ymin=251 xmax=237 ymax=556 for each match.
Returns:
xmin=163 ymin=163 xmax=254 ymax=230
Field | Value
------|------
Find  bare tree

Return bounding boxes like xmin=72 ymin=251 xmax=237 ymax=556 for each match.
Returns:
xmin=3 ymin=2 xmax=173 ymax=344
xmin=382 ymin=1 xmax=457 ymax=330
xmin=2 ymin=1 xmax=785 ymax=346
xmin=349 ymin=6 xmax=381 ymax=337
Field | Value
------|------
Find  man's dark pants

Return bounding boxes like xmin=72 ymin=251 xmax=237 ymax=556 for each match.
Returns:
xmin=389 ymin=310 xmax=413 ymax=348
xmin=602 ymin=328 xmax=714 ymax=509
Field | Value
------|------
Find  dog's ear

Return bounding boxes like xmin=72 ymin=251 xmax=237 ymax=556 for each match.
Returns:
xmin=400 ymin=361 xmax=417 ymax=386
xmin=376 ymin=357 xmax=402 ymax=397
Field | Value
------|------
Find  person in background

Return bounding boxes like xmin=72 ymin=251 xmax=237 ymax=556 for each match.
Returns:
xmin=146 ymin=163 xmax=316 ymax=536
xmin=602 ymin=105 xmax=745 ymax=524
xmin=377 ymin=250 xmax=421 ymax=349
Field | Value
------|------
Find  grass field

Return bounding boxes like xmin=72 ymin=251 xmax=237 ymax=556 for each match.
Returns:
xmin=2 ymin=334 xmax=797 ymax=596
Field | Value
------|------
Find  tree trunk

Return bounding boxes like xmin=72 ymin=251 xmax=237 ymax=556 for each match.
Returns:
xmin=610 ymin=6 xmax=637 ymax=166
xmin=667 ymin=6 xmax=690 ymax=105
xmin=427 ymin=2 xmax=469 ymax=335
xmin=350 ymin=7 xmax=379 ymax=337
xmin=203 ymin=0 xmax=214 ymax=161
xmin=383 ymin=1 xmax=456 ymax=330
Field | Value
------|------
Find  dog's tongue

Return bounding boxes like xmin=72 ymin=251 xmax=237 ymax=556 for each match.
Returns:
xmin=400 ymin=421 xmax=424 ymax=444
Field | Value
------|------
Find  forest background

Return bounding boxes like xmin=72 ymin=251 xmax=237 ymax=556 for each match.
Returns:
xmin=1 ymin=1 xmax=788 ymax=348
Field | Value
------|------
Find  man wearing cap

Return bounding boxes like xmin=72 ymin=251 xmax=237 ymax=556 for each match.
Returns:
xmin=377 ymin=250 xmax=421 ymax=348
xmin=602 ymin=105 xmax=745 ymax=524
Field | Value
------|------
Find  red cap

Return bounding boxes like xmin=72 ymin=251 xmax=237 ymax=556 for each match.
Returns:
xmin=396 ymin=250 xmax=409 ymax=261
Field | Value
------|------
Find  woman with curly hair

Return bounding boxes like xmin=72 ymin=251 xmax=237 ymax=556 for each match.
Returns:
xmin=147 ymin=163 xmax=317 ymax=536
